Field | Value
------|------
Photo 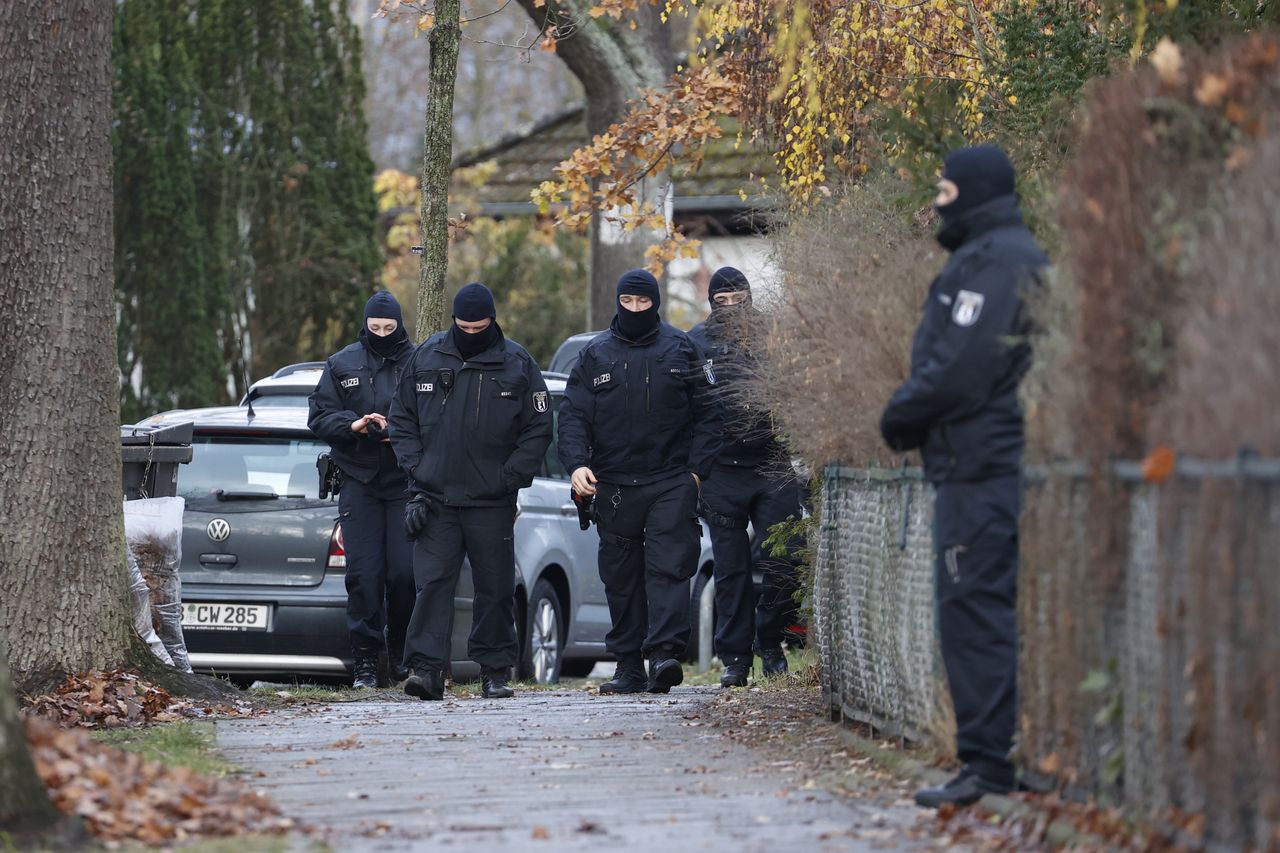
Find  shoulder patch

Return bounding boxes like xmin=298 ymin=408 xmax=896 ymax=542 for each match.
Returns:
xmin=702 ymin=359 xmax=717 ymax=385
xmin=532 ymin=390 xmax=548 ymax=413
xmin=952 ymin=290 xmax=985 ymax=327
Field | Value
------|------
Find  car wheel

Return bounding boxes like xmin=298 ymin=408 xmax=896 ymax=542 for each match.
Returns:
xmin=521 ymin=578 xmax=564 ymax=685
xmin=686 ymin=569 xmax=715 ymax=663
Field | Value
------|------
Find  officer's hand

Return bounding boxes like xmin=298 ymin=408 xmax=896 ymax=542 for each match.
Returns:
xmin=352 ymin=413 xmax=388 ymax=435
xmin=571 ymin=467 xmax=598 ymax=497
xmin=404 ymin=495 xmax=430 ymax=539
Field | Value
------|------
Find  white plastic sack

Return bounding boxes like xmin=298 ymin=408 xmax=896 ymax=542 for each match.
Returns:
xmin=123 ymin=497 xmax=192 ymax=673
xmin=127 ymin=547 xmax=173 ymax=666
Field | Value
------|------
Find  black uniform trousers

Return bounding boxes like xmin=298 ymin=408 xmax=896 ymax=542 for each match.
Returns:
xmin=338 ymin=477 xmax=414 ymax=661
xmin=700 ymin=463 xmax=804 ymax=661
xmin=401 ymin=501 xmax=518 ymax=673
xmin=933 ymin=474 xmax=1020 ymax=785
xmin=594 ymin=472 xmax=702 ymax=658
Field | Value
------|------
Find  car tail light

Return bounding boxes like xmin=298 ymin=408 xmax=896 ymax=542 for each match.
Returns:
xmin=327 ymin=523 xmax=346 ymax=571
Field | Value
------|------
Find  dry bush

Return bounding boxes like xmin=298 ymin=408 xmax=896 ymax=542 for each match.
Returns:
xmin=1040 ymin=32 xmax=1280 ymax=461
xmin=744 ymin=177 xmax=941 ymax=470
xmin=1154 ymin=133 xmax=1280 ymax=455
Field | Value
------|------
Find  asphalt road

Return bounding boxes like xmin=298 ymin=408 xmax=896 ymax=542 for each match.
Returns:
xmin=216 ymin=684 xmax=927 ymax=852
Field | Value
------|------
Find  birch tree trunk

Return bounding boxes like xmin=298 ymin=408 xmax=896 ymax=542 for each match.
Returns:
xmin=416 ymin=0 xmax=461 ymax=337
xmin=0 ymin=4 xmax=131 ymax=690
xmin=517 ymin=0 xmax=673 ymax=329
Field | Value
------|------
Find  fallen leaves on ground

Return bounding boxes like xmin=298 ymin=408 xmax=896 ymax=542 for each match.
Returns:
xmin=23 ymin=669 xmax=258 ymax=729
xmin=26 ymin=714 xmax=294 ymax=845
xmin=929 ymin=791 xmax=1192 ymax=851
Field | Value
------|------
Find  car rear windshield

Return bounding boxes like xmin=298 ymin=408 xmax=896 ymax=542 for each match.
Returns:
xmin=179 ymin=435 xmax=328 ymax=500
xmin=246 ymin=392 xmax=312 ymax=408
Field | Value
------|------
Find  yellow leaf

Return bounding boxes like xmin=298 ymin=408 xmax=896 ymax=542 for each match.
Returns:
xmin=1149 ymin=38 xmax=1183 ymax=86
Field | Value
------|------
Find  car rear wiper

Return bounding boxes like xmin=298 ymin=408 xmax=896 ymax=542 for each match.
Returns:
xmin=215 ymin=487 xmax=279 ymax=501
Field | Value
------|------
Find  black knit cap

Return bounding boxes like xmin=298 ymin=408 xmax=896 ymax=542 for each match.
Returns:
xmin=364 ymin=291 xmax=403 ymax=324
xmin=708 ymin=266 xmax=749 ymax=301
xmin=452 ymin=282 xmax=496 ymax=322
xmin=616 ymin=268 xmax=661 ymax=310
xmin=939 ymin=144 xmax=1016 ymax=218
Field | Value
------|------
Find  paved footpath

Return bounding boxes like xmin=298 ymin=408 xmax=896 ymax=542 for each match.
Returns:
xmin=216 ymin=686 xmax=926 ymax=852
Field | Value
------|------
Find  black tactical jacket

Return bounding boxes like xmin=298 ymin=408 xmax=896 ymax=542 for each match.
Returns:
xmin=688 ymin=315 xmax=777 ymax=469
xmin=308 ymin=332 xmax=414 ymax=495
xmin=557 ymin=318 xmax=724 ymax=486
xmin=880 ymin=195 xmax=1048 ymax=483
xmin=388 ymin=328 xmax=552 ymax=507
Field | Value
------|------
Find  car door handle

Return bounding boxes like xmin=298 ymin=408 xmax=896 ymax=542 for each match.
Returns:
xmin=559 ymin=504 xmax=577 ymax=516
xmin=199 ymin=553 xmax=238 ymax=567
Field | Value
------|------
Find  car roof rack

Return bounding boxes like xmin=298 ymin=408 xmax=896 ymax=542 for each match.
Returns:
xmin=270 ymin=361 xmax=327 ymax=379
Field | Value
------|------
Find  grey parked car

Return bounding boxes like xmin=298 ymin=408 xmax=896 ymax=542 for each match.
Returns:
xmin=140 ymin=374 xmax=715 ymax=685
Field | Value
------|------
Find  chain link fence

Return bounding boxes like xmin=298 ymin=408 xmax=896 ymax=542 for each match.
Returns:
xmin=814 ymin=460 xmax=1280 ymax=849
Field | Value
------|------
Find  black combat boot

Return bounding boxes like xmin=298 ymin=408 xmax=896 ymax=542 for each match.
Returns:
xmin=720 ymin=656 xmax=749 ymax=688
xmin=647 ymin=648 xmax=684 ymax=694
xmin=759 ymin=647 xmax=788 ymax=677
xmin=481 ymin=667 xmax=515 ymax=699
xmin=914 ymin=766 xmax=1012 ymax=808
xmin=403 ymin=667 xmax=445 ymax=701
xmin=351 ymin=653 xmax=379 ymax=690
xmin=599 ymin=655 xmax=647 ymax=695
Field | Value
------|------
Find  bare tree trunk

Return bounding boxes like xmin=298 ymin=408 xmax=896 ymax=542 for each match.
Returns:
xmin=0 ymin=637 xmax=64 ymax=836
xmin=416 ymin=0 xmax=461 ymax=337
xmin=516 ymin=0 xmax=673 ymax=329
xmin=0 ymin=4 xmax=131 ymax=691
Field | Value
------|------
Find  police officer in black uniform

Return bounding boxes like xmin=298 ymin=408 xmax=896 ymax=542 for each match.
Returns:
xmin=688 ymin=267 xmax=806 ymax=688
xmin=557 ymin=269 xmax=723 ymax=695
xmin=880 ymin=145 xmax=1048 ymax=807
xmin=388 ymin=283 xmax=552 ymax=701
xmin=308 ymin=291 xmax=416 ymax=689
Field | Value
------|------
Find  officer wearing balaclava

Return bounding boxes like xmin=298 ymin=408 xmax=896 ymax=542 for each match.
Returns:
xmin=688 ymin=268 xmax=806 ymax=689
xmin=557 ymin=270 xmax=724 ymax=695
xmin=387 ymin=283 xmax=552 ymax=701
xmin=880 ymin=145 xmax=1049 ymax=808
xmin=309 ymin=291 xmax=417 ymax=688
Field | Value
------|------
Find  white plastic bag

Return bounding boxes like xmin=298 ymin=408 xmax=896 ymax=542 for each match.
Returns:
xmin=127 ymin=547 xmax=174 ymax=666
xmin=123 ymin=497 xmax=192 ymax=673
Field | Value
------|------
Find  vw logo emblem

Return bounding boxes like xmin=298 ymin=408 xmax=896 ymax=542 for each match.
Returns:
xmin=206 ymin=518 xmax=231 ymax=542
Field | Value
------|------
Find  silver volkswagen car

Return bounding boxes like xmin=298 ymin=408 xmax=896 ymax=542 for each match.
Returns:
xmin=142 ymin=373 xmax=715 ymax=685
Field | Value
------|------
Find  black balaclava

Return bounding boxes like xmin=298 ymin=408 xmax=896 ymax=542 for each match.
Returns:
xmin=361 ymin=291 xmax=409 ymax=358
xmin=451 ymin=282 xmax=500 ymax=360
xmin=614 ymin=269 xmax=661 ymax=340
xmin=707 ymin=266 xmax=752 ymax=318
xmin=935 ymin=144 xmax=1016 ymax=251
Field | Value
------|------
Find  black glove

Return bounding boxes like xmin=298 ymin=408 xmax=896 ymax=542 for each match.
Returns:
xmin=405 ymin=495 xmax=430 ymax=539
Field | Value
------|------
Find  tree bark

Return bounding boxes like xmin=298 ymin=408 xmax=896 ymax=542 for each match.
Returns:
xmin=0 ymin=4 xmax=132 ymax=690
xmin=416 ymin=0 xmax=461 ymax=337
xmin=0 ymin=637 xmax=63 ymax=836
xmin=516 ymin=0 xmax=673 ymax=329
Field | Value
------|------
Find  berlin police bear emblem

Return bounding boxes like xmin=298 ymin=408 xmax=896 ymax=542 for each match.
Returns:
xmin=952 ymin=289 xmax=985 ymax=327
xmin=702 ymin=359 xmax=717 ymax=385
xmin=533 ymin=391 xmax=548 ymax=413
